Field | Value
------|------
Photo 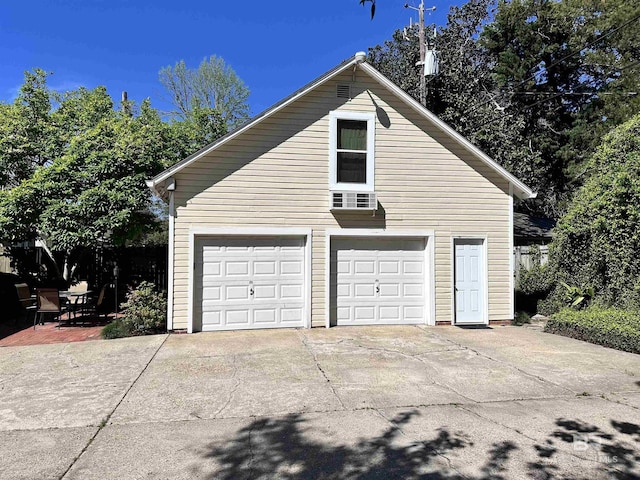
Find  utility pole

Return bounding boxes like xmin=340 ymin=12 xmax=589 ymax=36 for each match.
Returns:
xmin=418 ymin=2 xmax=426 ymax=105
xmin=405 ymin=1 xmax=437 ymax=106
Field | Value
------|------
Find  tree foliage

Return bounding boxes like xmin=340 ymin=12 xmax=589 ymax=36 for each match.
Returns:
xmin=547 ymin=113 xmax=640 ymax=310
xmin=368 ymin=0 xmax=541 ymax=207
xmin=366 ymin=0 xmax=640 ymax=216
xmin=159 ymin=55 xmax=250 ymax=130
xmin=0 ymin=73 xmax=182 ymax=281
xmin=481 ymin=0 xmax=640 ymax=214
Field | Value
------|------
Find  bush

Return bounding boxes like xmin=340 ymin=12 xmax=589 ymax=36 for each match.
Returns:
xmin=547 ymin=114 xmax=640 ymax=308
xmin=120 ymin=281 xmax=167 ymax=335
xmin=102 ymin=320 xmax=132 ymax=339
xmin=545 ymin=307 xmax=640 ymax=354
xmin=513 ymin=311 xmax=531 ymax=326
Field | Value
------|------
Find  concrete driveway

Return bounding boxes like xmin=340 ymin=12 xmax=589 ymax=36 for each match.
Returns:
xmin=1 ymin=326 xmax=639 ymax=480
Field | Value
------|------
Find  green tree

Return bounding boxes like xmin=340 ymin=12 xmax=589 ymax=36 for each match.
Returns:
xmin=547 ymin=113 xmax=640 ymax=310
xmin=0 ymin=69 xmax=58 ymax=188
xmin=0 ymin=73 xmax=176 ymax=281
xmin=368 ymin=0 xmax=541 ymax=208
xmin=159 ymin=55 xmax=250 ymax=130
xmin=481 ymin=0 xmax=640 ymax=213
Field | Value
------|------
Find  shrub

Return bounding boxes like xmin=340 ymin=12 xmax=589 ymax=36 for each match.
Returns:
xmin=120 ymin=281 xmax=167 ymax=335
xmin=102 ymin=320 xmax=132 ymax=339
xmin=513 ymin=311 xmax=531 ymax=326
xmin=545 ymin=307 xmax=640 ymax=354
xmin=516 ymin=246 xmax=553 ymax=295
xmin=547 ymin=113 xmax=640 ymax=309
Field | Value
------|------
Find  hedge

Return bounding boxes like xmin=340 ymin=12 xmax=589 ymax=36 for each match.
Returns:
xmin=545 ymin=307 xmax=640 ymax=354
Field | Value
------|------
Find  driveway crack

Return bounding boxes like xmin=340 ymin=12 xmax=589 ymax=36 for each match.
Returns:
xmin=295 ymin=330 xmax=346 ymax=410
xmin=430 ymin=332 xmax=576 ymax=396
xmin=58 ymin=334 xmax=170 ymax=479
xmin=213 ymin=354 xmax=240 ymax=418
xmin=373 ymin=408 xmax=470 ymax=479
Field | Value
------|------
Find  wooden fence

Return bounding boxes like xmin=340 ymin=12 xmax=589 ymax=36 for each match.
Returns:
xmin=514 ymin=245 xmax=549 ymax=282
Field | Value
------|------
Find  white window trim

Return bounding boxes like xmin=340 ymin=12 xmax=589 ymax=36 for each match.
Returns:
xmin=187 ymin=227 xmax=313 ymax=333
xmin=329 ymin=111 xmax=376 ymax=192
xmin=324 ymin=229 xmax=436 ymax=328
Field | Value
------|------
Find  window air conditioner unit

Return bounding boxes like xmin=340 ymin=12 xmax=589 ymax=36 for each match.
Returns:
xmin=330 ymin=191 xmax=377 ymax=211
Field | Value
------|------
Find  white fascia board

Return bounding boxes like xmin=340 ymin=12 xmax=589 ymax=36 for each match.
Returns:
xmin=359 ymin=63 xmax=536 ymax=200
xmin=150 ymin=59 xmax=359 ymax=187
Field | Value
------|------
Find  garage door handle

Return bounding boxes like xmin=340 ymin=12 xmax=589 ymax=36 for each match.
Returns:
xmin=375 ymin=282 xmax=380 ymax=294
xmin=249 ymin=281 xmax=254 ymax=296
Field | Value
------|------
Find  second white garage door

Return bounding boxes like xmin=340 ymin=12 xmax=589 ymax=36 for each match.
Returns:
xmin=331 ymin=237 xmax=427 ymax=326
xmin=194 ymin=236 xmax=306 ymax=331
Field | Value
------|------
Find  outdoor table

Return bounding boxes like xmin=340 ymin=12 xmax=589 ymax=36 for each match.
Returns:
xmin=59 ymin=290 xmax=93 ymax=318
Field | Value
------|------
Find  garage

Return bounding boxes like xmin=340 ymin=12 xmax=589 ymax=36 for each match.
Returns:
xmin=330 ymin=236 xmax=430 ymax=326
xmin=193 ymin=235 xmax=308 ymax=332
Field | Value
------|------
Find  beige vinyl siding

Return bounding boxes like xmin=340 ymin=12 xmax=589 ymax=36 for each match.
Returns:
xmin=171 ymin=69 xmax=511 ymax=329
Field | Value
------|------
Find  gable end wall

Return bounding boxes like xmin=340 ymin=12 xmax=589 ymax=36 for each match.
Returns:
xmin=171 ymin=70 xmax=512 ymax=329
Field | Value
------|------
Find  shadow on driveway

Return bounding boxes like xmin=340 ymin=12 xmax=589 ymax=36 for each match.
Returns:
xmin=200 ymin=410 xmax=639 ymax=480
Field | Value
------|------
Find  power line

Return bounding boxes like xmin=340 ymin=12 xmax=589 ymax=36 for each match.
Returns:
xmin=461 ymin=11 xmax=640 ymax=118
xmin=468 ymin=58 xmax=640 ymax=132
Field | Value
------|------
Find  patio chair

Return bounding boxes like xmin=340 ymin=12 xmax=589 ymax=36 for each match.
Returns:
xmin=15 ymin=283 xmax=37 ymax=323
xmin=35 ymin=288 xmax=68 ymax=329
xmin=67 ymin=280 xmax=90 ymax=319
xmin=84 ymin=284 xmax=110 ymax=322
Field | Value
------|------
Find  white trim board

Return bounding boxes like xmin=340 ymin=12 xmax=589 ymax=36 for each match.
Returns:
xmin=167 ymin=191 xmax=175 ymax=331
xmin=325 ymin=229 xmax=436 ymax=328
xmin=187 ymin=227 xmax=313 ymax=333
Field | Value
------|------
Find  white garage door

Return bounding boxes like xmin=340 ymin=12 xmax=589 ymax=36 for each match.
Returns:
xmin=331 ymin=237 xmax=427 ymax=326
xmin=195 ymin=236 xmax=306 ymax=331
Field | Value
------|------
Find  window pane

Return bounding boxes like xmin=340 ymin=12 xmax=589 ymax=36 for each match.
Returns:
xmin=337 ymin=152 xmax=366 ymax=183
xmin=338 ymin=120 xmax=367 ymax=150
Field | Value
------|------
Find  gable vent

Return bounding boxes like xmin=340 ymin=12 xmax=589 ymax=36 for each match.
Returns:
xmin=336 ymin=84 xmax=351 ymax=99
xmin=331 ymin=191 xmax=377 ymax=210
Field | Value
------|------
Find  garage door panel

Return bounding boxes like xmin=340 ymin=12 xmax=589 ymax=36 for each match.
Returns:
xmin=195 ymin=236 xmax=306 ymax=331
xmin=254 ymin=309 xmax=276 ymax=324
xmin=281 ymin=308 xmax=303 ymax=323
xmin=354 ymin=283 xmax=376 ymax=297
xmin=281 ymin=262 xmax=303 ymax=276
xmin=254 ymin=261 xmax=276 ymax=275
xmin=332 ymin=237 xmax=427 ymax=326
xmin=226 ymin=310 xmax=250 ymax=325
xmin=379 ymin=283 xmax=399 ymax=297
xmin=403 ymin=261 xmax=423 ymax=275
xmin=254 ymin=285 xmax=277 ymax=300
xmin=354 ymin=261 xmax=375 ymax=274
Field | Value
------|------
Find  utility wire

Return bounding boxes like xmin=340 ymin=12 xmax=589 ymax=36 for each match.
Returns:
xmin=461 ymin=11 xmax=640 ymax=118
xmin=471 ymin=59 xmax=640 ymax=132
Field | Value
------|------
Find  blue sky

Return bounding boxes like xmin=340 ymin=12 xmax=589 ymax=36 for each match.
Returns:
xmin=0 ymin=0 xmax=452 ymax=116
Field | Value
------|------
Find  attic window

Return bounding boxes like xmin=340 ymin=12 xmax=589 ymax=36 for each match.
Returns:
xmin=329 ymin=111 xmax=375 ymax=192
xmin=336 ymin=84 xmax=351 ymax=99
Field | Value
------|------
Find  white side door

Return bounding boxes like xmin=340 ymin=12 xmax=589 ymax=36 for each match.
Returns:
xmin=195 ymin=236 xmax=305 ymax=331
xmin=332 ymin=237 xmax=426 ymax=325
xmin=454 ymin=239 xmax=486 ymax=324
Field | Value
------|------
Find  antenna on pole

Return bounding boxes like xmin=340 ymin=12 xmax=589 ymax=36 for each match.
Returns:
xmin=404 ymin=1 xmax=437 ymax=106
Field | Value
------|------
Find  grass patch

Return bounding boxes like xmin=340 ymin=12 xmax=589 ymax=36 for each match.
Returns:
xmin=544 ymin=307 xmax=640 ymax=354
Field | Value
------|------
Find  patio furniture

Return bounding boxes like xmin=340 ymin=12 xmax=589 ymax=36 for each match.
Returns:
xmin=60 ymin=281 xmax=92 ymax=319
xmin=15 ymin=283 xmax=37 ymax=323
xmin=34 ymin=288 xmax=68 ymax=329
xmin=83 ymin=284 xmax=110 ymax=321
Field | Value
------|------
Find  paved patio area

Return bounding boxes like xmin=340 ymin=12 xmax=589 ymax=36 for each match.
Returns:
xmin=1 ymin=325 xmax=639 ymax=479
